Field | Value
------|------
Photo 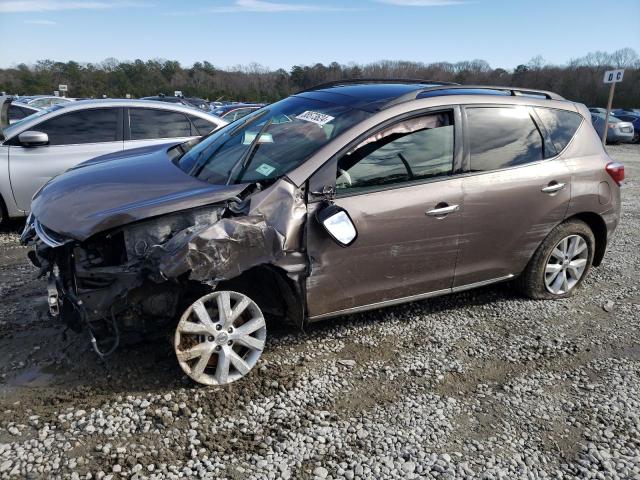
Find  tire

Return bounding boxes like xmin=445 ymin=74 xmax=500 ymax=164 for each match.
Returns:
xmin=0 ymin=195 xmax=7 ymax=228
xmin=633 ymin=131 xmax=639 ymax=144
xmin=515 ymin=220 xmax=595 ymax=300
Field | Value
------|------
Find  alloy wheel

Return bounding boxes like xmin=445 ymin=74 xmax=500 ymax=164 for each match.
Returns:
xmin=174 ymin=291 xmax=266 ymax=385
xmin=544 ymin=235 xmax=588 ymax=295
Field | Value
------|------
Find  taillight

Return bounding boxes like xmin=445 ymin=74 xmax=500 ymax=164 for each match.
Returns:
xmin=608 ymin=123 xmax=617 ymax=129
xmin=606 ymin=161 xmax=625 ymax=185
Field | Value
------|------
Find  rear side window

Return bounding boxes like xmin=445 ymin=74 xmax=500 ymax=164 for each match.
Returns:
xmin=336 ymin=112 xmax=454 ymax=194
xmin=534 ymin=108 xmax=583 ymax=154
xmin=466 ymin=106 xmax=544 ymax=172
xmin=129 ymin=108 xmax=191 ymax=140
xmin=37 ymin=108 xmax=119 ymax=145
xmin=9 ymin=105 xmax=33 ymax=121
xmin=188 ymin=115 xmax=217 ymax=136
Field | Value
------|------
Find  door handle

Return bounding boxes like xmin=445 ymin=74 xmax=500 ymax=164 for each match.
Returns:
xmin=541 ymin=182 xmax=566 ymax=193
xmin=426 ymin=204 xmax=460 ymax=217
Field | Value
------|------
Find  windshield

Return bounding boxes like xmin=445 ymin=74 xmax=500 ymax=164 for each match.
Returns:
xmin=175 ymin=95 xmax=371 ymax=185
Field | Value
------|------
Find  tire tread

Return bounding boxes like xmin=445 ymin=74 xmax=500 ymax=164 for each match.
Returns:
xmin=515 ymin=220 xmax=595 ymax=300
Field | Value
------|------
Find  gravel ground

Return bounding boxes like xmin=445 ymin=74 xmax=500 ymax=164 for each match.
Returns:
xmin=0 ymin=144 xmax=639 ymax=480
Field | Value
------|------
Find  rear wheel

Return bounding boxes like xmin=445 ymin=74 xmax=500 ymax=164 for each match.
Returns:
xmin=516 ymin=220 xmax=595 ymax=300
xmin=174 ymin=290 xmax=266 ymax=386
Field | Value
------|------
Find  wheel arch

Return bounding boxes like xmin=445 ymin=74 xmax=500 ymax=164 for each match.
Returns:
xmin=215 ymin=264 xmax=305 ymax=329
xmin=565 ymin=212 xmax=608 ymax=267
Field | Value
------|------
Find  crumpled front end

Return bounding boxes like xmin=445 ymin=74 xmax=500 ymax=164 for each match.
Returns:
xmin=22 ymin=178 xmax=309 ymax=356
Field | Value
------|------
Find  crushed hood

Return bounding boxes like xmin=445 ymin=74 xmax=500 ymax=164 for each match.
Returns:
xmin=31 ymin=143 xmax=247 ymax=241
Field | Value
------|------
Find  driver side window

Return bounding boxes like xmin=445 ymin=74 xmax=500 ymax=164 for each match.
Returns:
xmin=336 ymin=111 xmax=454 ymax=194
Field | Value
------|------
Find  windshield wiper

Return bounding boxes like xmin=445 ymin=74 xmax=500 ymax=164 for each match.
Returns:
xmin=228 ymin=108 xmax=270 ymax=137
xmin=227 ymin=117 xmax=274 ymax=185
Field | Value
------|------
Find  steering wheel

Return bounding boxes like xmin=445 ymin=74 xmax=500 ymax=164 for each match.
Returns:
xmin=338 ymin=168 xmax=352 ymax=187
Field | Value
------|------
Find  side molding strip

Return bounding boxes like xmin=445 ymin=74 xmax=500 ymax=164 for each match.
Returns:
xmin=308 ymin=274 xmax=515 ymax=322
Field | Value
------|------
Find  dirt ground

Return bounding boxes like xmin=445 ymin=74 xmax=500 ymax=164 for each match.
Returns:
xmin=0 ymin=144 xmax=639 ymax=479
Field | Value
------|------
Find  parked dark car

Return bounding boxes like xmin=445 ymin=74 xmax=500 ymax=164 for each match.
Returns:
xmin=210 ymin=103 xmax=266 ymax=122
xmin=184 ymin=97 xmax=210 ymax=111
xmin=612 ymin=108 xmax=640 ymax=115
xmin=22 ymin=81 xmax=623 ymax=386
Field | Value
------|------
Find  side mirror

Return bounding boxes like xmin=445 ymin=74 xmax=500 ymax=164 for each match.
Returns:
xmin=316 ymin=204 xmax=357 ymax=247
xmin=18 ymin=131 xmax=49 ymax=147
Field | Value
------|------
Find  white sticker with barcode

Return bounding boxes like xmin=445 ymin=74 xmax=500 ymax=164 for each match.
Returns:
xmin=296 ymin=111 xmax=335 ymax=126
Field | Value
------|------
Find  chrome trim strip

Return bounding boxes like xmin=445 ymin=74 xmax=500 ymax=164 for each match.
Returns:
xmin=450 ymin=274 xmax=514 ymax=294
xmin=308 ymin=274 xmax=515 ymax=322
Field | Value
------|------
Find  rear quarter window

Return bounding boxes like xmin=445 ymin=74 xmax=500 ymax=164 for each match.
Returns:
xmin=466 ymin=106 xmax=545 ymax=172
xmin=534 ymin=108 xmax=583 ymax=155
xmin=130 ymin=108 xmax=191 ymax=140
xmin=9 ymin=104 xmax=33 ymax=121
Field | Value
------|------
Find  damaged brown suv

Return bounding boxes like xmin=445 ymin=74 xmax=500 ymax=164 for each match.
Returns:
xmin=21 ymin=81 xmax=623 ymax=386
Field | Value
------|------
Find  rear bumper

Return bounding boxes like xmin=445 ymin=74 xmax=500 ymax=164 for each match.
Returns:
xmin=608 ymin=131 xmax=634 ymax=143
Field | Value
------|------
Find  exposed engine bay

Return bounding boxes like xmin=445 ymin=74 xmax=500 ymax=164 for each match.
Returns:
xmin=21 ymin=179 xmax=309 ymax=358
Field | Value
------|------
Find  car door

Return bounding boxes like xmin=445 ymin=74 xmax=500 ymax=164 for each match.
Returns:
xmin=305 ymin=108 xmax=464 ymax=319
xmin=124 ymin=107 xmax=200 ymax=150
xmin=8 ymin=107 xmax=123 ymax=212
xmin=452 ymin=105 xmax=572 ymax=288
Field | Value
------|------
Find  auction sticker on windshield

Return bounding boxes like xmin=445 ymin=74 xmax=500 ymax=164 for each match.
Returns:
xmin=255 ymin=163 xmax=276 ymax=176
xmin=296 ymin=111 xmax=335 ymax=126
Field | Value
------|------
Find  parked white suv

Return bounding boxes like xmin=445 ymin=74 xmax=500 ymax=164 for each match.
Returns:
xmin=0 ymin=99 xmax=227 ymax=224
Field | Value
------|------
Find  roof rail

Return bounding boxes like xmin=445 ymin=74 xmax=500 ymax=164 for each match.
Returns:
xmin=385 ymin=84 xmax=565 ymax=109
xmin=297 ymin=78 xmax=459 ymax=94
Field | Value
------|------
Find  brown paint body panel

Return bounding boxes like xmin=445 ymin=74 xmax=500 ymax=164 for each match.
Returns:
xmin=562 ymin=117 xmax=621 ymax=237
xmin=305 ymin=178 xmax=463 ymax=317
xmin=453 ymin=159 xmax=571 ymax=287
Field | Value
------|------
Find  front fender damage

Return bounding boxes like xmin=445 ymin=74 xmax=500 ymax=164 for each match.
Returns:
xmin=26 ymin=178 xmax=309 ymax=356
xmin=150 ymin=177 xmax=307 ymax=283
xmin=151 ymin=215 xmax=283 ymax=282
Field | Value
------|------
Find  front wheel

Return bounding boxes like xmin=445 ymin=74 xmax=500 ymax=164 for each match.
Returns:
xmin=174 ymin=290 xmax=267 ymax=386
xmin=516 ymin=220 xmax=595 ymax=300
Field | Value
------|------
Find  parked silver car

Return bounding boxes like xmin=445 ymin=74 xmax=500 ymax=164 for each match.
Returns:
xmin=20 ymin=96 xmax=75 ymax=109
xmin=590 ymin=113 xmax=635 ymax=144
xmin=0 ymin=99 xmax=227 ymax=224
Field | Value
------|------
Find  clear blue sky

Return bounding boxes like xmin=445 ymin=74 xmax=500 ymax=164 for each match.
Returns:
xmin=0 ymin=0 xmax=639 ymax=70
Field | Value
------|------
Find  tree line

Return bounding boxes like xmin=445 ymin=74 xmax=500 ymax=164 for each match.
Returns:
xmin=1 ymin=48 xmax=638 ymax=108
